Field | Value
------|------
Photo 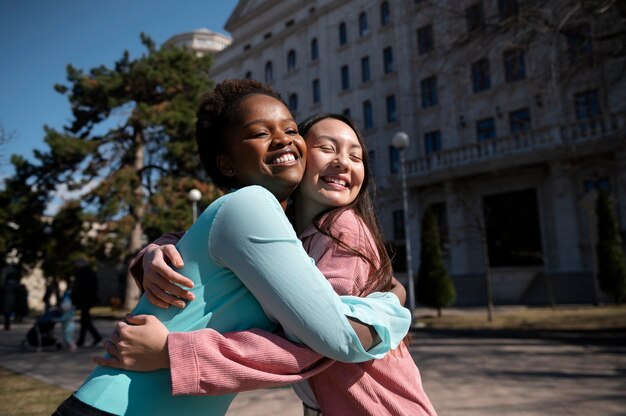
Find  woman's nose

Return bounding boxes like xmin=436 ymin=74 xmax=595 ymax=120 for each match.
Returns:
xmin=270 ymin=132 xmax=293 ymax=148
xmin=333 ymin=153 xmax=350 ymax=170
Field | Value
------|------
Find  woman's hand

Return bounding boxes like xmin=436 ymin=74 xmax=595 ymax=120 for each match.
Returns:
xmin=390 ymin=277 xmax=406 ymax=305
xmin=142 ymin=244 xmax=194 ymax=308
xmin=93 ymin=315 xmax=171 ymax=371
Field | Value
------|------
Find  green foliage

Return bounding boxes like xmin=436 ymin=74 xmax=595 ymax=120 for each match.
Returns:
xmin=1 ymin=34 xmax=217 ymax=290
xmin=0 ymin=156 xmax=48 ymax=273
xmin=39 ymin=33 xmax=213 ymax=253
xmin=40 ymin=201 xmax=92 ymax=281
xmin=143 ymin=177 xmax=223 ymax=242
xmin=417 ymin=206 xmax=456 ymax=315
xmin=595 ymin=190 xmax=626 ymax=303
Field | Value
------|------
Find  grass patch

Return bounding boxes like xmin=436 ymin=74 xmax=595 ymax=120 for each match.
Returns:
xmin=416 ymin=305 xmax=626 ymax=331
xmin=0 ymin=367 xmax=70 ymax=416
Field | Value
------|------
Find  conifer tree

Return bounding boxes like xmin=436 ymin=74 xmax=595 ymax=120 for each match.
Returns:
xmin=35 ymin=34 xmax=216 ymax=308
xmin=595 ymin=190 xmax=626 ymax=303
xmin=417 ymin=206 xmax=456 ymax=316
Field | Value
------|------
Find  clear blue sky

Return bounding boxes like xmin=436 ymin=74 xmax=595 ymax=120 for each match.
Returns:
xmin=0 ymin=0 xmax=238 ymax=176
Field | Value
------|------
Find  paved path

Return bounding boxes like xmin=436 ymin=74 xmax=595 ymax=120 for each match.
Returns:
xmin=1 ymin=317 xmax=625 ymax=415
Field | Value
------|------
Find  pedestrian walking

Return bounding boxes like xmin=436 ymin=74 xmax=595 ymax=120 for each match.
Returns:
xmin=71 ymin=259 xmax=102 ymax=347
xmin=1 ymin=271 xmax=20 ymax=330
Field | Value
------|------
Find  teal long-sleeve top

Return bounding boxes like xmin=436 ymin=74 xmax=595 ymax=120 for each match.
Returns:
xmin=74 ymin=185 xmax=410 ymax=416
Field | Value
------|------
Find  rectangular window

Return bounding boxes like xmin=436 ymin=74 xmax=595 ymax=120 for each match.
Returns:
xmin=380 ymin=2 xmax=390 ymax=27
xmin=312 ymin=78 xmax=320 ymax=104
xmin=567 ymin=24 xmax=592 ymax=61
xmin=503 ymin=49 xmax=526 ymax=82
xmin=509 ymin=108 xmax=531 ymax=133
xmin=466 ymin=3 xmax=485 ymax=31
xmin=363 ymin=100 xmax=374 ymax=129
xmin=386 ymin=95 xmax=397 ymax=123
xmin=361 ymin=56 xmax=371 ymax=83
xmin=310 ymin=38 xmax=319 ymax=61
xmin=471 ymin=58 xmax=491 ymax=93
xmin=392 ymin=210 xmax=405 ymax=240
xmin=417 ymin=24 xmax=434 ymax=54
xmin=389 ymin=146 xmax=400 ymax=174
xmin=339 ymin=22 xmax=348 ymax=46
xmin=359 ymin=12 xmax=369 ymax=36
xmin=420 ymin=76 xmax=438 ymax=108
xmin=574 ymin=90 xmax=601 ymax=120
xmin=383 ymin=47 xmax=394 ymax=74
xmin=424 ymin=130 xmax=442 ymax=155
xmin=498 ymin=0 xmax=518 ymax=20
xmin=476 ymin=117 xmax=496 ymax=141
xmin=341 ymin=65 xmax=350 ymax=90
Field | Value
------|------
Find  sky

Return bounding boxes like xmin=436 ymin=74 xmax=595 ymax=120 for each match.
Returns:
xmin=0 ymin=0 xmax=238 ymax=177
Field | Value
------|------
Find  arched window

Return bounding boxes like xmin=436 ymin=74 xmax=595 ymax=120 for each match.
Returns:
xmin=339 ymin=21 xmax=348 ymax=45
xmin=287 ymin=49 xmax=296 ymax=72
xmin=310 ymin=38 xmax=319 ymax=61
xmin=288 ymin=93 xmax=298 ymax=111
xmin=380 ymin=1 xmax=390 ymax=26
xmin=244 ymin=71 xmax=252 ymax=79
xmin=265 ymin=61 xmax=273 ymax=83
xmin=359 ymin=12 xmax=368 ymax=36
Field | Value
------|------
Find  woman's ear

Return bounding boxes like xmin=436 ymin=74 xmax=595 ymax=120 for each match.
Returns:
xmin=216 ymin=155 xmax=235 ymax=177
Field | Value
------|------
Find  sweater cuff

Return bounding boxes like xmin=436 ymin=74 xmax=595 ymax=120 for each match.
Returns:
xmin=169 ymin=332 xmax=199 ymax=395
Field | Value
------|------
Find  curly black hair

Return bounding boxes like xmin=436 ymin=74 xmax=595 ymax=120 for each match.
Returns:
xmin=196 ymin=79 xmax=285 ymax=189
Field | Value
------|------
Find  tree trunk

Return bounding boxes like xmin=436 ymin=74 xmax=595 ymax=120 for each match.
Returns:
xmin=124 ymin=127 xmax=146 ymax=311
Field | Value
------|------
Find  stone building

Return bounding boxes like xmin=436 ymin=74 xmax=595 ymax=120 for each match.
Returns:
xmin=210 ymin=0 xmax=626 ymax=305
xmin=164 ymin=28 xmax=232 ymax=57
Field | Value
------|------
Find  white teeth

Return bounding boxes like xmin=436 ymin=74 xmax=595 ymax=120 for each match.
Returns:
xmin=325 ymin=177 xmax=347 ymax=187
xmin=270 ymin=153 xmax=296 ymax=164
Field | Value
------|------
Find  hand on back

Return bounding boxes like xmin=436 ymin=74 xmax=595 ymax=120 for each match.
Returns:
xmin=142 ymin=244 xmax=194 ymax=308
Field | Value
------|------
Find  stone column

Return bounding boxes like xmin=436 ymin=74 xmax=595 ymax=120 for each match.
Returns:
xmin=548 ymin=161 xmax=583 ymax=272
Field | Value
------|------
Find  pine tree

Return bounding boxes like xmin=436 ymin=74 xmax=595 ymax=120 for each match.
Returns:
xmin=417 ymin=206 xmax=456 ymax=316
xmin=33 ymin=34 xmax=216 ymax=308
xmin=595 ymin=190 xmax=626 ymax=303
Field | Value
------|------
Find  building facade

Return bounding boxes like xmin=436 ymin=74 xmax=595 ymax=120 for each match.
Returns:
xmin=211 ymin=0 xmax=626 ymax=305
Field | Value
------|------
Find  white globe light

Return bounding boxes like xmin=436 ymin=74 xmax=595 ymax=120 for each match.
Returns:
xmin=392 ymin=131 xmax=410 ymax=150
xmin=188 ymin=188 xmax=202 ymax=202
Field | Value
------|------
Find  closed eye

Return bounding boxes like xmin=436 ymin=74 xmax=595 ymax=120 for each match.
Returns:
xmin=318 ymin=145 xmax=335 ymax=152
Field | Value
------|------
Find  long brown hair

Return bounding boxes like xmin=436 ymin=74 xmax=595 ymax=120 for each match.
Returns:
xmin=298 ymin=113 xmax=394 ymax=296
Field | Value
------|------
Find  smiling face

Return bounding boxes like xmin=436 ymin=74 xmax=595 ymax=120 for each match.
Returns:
xmin=217 ymin=94 xmax=306 ymax=206
xmin=297 ymin=118 xmax=365 ymax=217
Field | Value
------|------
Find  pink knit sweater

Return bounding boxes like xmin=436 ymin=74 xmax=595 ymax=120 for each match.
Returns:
xmin=160 ymin=210 xmax=436 ymax=416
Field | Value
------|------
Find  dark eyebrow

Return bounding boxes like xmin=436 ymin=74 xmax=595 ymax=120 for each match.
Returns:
xmin=242 ymin=117 xmax=296 ymax=129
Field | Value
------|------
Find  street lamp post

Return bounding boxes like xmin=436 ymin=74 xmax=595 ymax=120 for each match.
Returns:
xmin=392 ymin=131 xmax=416 ymax=314
xmin=188 ymin=188 xmax=202 ymax=222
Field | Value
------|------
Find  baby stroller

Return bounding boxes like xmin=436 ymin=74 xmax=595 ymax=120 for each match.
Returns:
xmin=20 ymin=308 xmax=64 ymax=352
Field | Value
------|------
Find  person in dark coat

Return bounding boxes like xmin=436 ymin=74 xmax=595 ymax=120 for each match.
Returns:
xmin=71 ymin=259 xmax=102 ymax=347
xmin=15 ymin=283 xmax=28 ymax=322
xmin=1 ymin=271 xmax=19 ymax=330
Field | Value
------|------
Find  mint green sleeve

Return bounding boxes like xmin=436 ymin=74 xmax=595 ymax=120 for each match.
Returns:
xmin=209 ymin=186 xmax=410 ymax=363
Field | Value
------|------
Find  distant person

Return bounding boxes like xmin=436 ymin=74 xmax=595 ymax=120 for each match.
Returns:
xmin=60 ymin=287 xmax=77 ymax=352
xmin=1 ymin=271 xmax=19 ymax=330
xmin=15 ymin=282 xmax=28 ymax=322
xmin=71 ymin=259 xmax=102 ymax=347
xmin=43 ymin=277 xmax=60 ymax=312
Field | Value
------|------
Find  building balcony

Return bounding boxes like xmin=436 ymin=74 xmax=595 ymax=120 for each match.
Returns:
xmin=401 ymin=112 xmax=625 ymax=187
